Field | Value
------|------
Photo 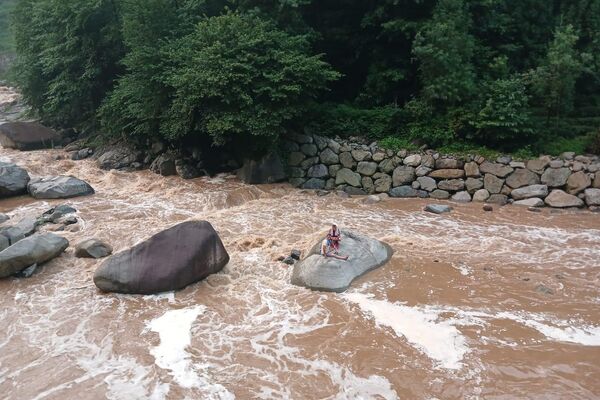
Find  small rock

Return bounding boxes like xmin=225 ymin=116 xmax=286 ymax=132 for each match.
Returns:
xmin=290 ymin=250 xmax=301 ymax=260
xmin=13 ymin=263 xmax=37 ymax=278
xmin=0 ymin=213 xmax=9 ymax=224
xmin=363 ymin=195 xmax=381 ymax=205
xmin=527 ymin=207 xmax=542 ymax=213
xmin=424 ymin=204 xmax=452 ymax=214
xmin=61 ymin=216 xmax=78 ymax=225
xmin=316 ymin=190 xmax=330 ymax=197
xmin=483 ymin=205 xmax=493 ymax=212
xmin=282 ymin=256 xmax=295 ymax=265
xmin=535 ymin=284 xmax=554 ymax=295
xmin=496 ymin=155 xmax=512 ymax=165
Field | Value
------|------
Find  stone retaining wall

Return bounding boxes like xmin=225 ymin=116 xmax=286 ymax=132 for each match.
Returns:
xmin=283 ymin=133 xmax=600 ymax=209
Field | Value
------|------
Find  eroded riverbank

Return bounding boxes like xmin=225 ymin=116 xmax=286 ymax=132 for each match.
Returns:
xmin=1 ymin=147 xmax=599 ymax=399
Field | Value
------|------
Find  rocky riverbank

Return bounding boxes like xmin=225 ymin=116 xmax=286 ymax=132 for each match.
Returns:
xmin=283 ymin=132 xmax=600 ymax=210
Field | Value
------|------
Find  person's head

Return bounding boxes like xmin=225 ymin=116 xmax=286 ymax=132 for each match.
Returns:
xmin=331 ymin=223 xmax=337 ymax=230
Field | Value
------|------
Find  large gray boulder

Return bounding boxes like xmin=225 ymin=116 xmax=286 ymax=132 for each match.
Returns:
xmin=544 ymin=189 xmax=584 ymax=208
xmin=237 ymin=153 xmax=286 ymax=184
xmin=392 ymin=166 xmax=415 ymax=186
xmin=336 ymin=168 xmax=361 ymax=187
xmin=93 ymin=221 xmax=229 ymax=294
xmin=541 ymin=167 xmax=571 ymax=187
xmin=291 ymin=231 xmax=392 ymax=292
xmin=566 ymin=171 xmax=591 ymax=194
xmin=506 ymin=169 xmax=540 ymax=189
xmin=479 ymin=162 xmax=513 ymax=178
xmin=0 ymin=162 xmax=30 ymax=198
xmin=0 ymin=122 xmax=60 ymax=150
xmin=0 ymin=233 xmax=69 ymax=278
xmin=511 ymin=184 xmax=549 ymax=200
xmin=96 ymin=146 xmax=141 ymax=170
xmin=27 ymin=176 xmax=94 ymax=199
xmin=583 ymin=188 xmax=600 ymax=206
xmin=0 ymin=216 xmax=38 ymax=251
xmin=150 ymin=154 xmax=177 ymax=176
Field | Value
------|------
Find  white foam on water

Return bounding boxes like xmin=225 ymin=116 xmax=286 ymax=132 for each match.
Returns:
xmin=344 ymin=293 xmax=469 ymax=370
xmin=147 ymin=306 xmax=234 ymax=399
xmin=495 ymin=312 xmax=600 ymax=346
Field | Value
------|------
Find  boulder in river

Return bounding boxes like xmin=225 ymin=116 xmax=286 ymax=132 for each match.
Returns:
xmin=237 ymin=153 xmax=286 ymax=184
xmin=290 ymin=231 xmax=392 ymax=292
xmin=544 ymin=189 xmax=584 ymax=208
xmin=0 ymin=121 xmax=60 ymax=150
xmin=424 ymin=204 xmax=452 ymax=214
xmin=75 ymin=238 xmax=113 ymax=259
xmin=96 ymin=146 xmax=141 ymax=170
xmin=93 ymin=221 xmax=230 ymax=294
xmin=0 ymin=233 xmax=69 ymax=278
xmin=27 ymin=176 xmax=94 ymax=199
xmin=0 ymin=162 xmax=30 ymax=198
xmin=0 ymin=216 xmax=38 ymax=250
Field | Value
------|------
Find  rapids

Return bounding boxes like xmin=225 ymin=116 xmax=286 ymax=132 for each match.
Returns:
xmin=0 ymin=146 xmax=599 ymax=399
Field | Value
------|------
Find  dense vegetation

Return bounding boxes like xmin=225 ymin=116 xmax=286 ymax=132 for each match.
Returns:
xmin=7 ymin=0 xmax=600 ymax=155
xmin=0 ymin=0 xmax=16 ymax=78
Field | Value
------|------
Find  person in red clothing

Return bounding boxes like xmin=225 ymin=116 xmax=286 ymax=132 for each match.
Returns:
xmin=321 ymin=223 xmax=348 ymax=260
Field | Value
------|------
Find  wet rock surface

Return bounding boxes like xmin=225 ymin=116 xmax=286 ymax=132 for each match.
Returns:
xmin=291 ymin=231 xmax=392 ymax=292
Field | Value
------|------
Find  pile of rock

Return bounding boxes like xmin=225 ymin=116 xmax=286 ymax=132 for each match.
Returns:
xmin=283 ymin=133 xmax=600 ymax=209
xmin=0 ymin=161 xmax=94 ymax=200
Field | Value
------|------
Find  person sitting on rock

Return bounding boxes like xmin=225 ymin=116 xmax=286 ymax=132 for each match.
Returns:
xmin=321 ymin=224 xmax=349 ymax=260
xmin=320 ymin=238 xmax=349 ymax=260
xmin=327 ymin=223 xmax=341 ymax=254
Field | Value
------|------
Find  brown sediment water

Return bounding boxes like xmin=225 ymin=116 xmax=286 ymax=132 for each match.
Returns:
xmin=0 ymin=146 xmax=599 ymax=400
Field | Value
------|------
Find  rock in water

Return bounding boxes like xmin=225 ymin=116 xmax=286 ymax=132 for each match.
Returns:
xmin=93 ymin=221 xmax=230 ymax=294
xmin=0 ymin=233 xmax=69 ymax=278
xmin=544 ymin=189 xmax=584 ymax=208
xmin=0 ymin=122 xmax=60 ymax=150
xmin=237 ymin=153 xmax=286 ymax=184
xmin=0 ymin=162 xmax=30 ymax=198
xmin=27 ymin=176 xmax=94 ymax=199
xmin=291 ymin=231 xmax=392 ymax=292
xmin=424 ymin=204 xmax=452 ymax=214
xmin=75 ymin=239 xmax=113 ymax=259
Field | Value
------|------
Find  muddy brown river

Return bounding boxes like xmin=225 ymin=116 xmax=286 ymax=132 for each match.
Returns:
xmin=1 ymin=145 xmax=599 ymax=399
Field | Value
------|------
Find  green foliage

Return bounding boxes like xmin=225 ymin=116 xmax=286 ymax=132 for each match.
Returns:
xmin=102 ymin=11 xmax=338 ymax=150
xmin=536 ymin=134 xmax=594 ymax=156
xmin=530 ymin=24 xmax=586 ymax=122
xmin=161 ymin=13 xmax=338 ymax=145
xmin=0 ymin=0 xmax=16 ymax=53
xmin=378 ymin=136 xmax=419 ymax=152
xmin=412 ymin=0 xmax=476 ymax=107
xmin=469 ymin=75 xmax=534 ymax=147
xmin=8 ymin=0 xmax=600 ymax=156
xmin=307 ymin=103 xmax=400 ymax=139
xmin=12 ymin=0 xmax=123 ymax=128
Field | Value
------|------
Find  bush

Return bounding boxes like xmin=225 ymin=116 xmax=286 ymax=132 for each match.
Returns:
xmin=307 ymin=103 xmax=400 ymax=140
xmin=469 ymin=75 xmax=534 ymax=147
xmin=378 ymin=136 xmax=419 ymax=152
xmin=102 ymin=12 xmax=338 ymax=152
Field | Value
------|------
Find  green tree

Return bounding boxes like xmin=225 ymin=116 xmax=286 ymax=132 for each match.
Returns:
xmin=103 ymin=12 xmax=339 ymax=150
xmin=412 ymin=0 xmax=476 ymax=107
xmin=471 ymin=75 xmax=533 ymax=147
xmin=12 ymin=0 xmax=123 ymax=128
xmin=531 ymin=24 xmax=585 ymax=123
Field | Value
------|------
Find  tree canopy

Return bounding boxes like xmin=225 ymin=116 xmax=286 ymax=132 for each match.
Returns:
xmin=9 ymin=0 xmax=600 ymax=154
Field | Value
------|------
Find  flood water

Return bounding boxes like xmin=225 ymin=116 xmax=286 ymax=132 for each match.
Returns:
xmin=1 ymin=141 xmax=599 ymax=398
